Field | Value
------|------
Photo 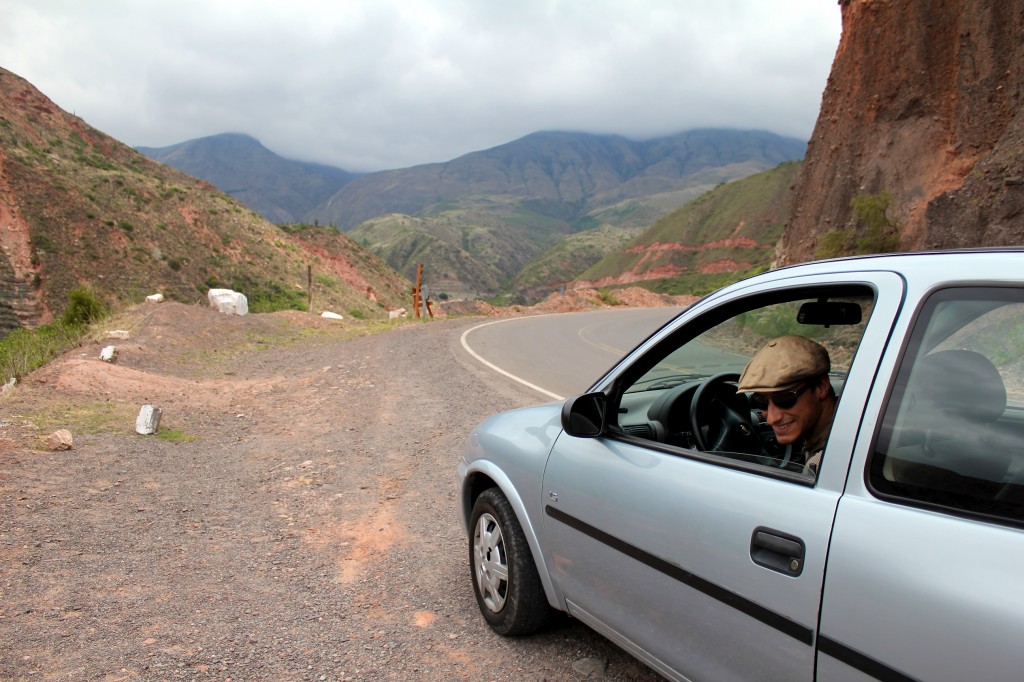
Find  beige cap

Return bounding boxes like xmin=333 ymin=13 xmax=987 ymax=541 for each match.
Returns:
xmin=737 ymin=335 xmax=830 ymax=393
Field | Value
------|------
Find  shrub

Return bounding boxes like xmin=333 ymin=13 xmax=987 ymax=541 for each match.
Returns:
xmin=62 ymin=287 xmax=106 ymax=327
xmin=851 ymin=191 xmax=901 ymax=254
xmin=30 ymin=234 xmax=55 ymax=252
xmin=596 ymin=288 xmax=622 ymax=306
xmin=816 ymin=229 xmax=855 ymax=259
xmin=816 ymin=192 xmax=901 ymax=259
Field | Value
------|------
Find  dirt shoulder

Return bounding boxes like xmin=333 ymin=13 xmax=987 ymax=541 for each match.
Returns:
xmin=0 ymin=301 xmax=664 ymax=681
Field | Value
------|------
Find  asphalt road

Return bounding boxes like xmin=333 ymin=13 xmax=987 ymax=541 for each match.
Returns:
xmin=460 ymin=307 xmax=686 ymax=400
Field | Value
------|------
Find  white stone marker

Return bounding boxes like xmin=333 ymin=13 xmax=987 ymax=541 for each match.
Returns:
xmin=136 ymin=405 xmax=162 ymax=435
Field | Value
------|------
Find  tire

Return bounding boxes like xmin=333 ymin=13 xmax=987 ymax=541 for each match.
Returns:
xmin=469 ymin=487 xmax=552 ymax=636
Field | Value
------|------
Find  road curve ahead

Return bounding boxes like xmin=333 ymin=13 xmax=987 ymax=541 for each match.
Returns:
xmin=461 ymin=307 xmax=685 ymax=400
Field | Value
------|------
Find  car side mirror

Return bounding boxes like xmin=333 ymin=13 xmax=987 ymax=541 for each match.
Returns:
xmin=561 ymin=392 xmax=606 ymax=438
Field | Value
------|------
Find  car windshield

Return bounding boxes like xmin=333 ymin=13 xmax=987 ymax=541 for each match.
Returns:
xmin=627 ymin=295 xmax=872 ymax=393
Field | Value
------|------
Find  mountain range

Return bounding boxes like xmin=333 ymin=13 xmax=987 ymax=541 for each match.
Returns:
xmin=138 ymin=133 xmax=357 ymax=224
xmin=141 ymin=129 xmax=805 ymax=300
xmin=310 ymin=129 xmax=805 ymax=230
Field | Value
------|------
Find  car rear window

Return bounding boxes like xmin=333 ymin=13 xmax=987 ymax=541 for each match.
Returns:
xmin=870 ymin=287 xmax=1024 ymax=526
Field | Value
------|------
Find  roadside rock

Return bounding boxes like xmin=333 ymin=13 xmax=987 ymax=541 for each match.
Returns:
xmin=44 ymin=428 xmax=73 ymax=450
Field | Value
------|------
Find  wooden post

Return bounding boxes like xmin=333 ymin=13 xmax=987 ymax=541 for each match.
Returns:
xmin=414 ymin=263 xmax=423 ymax=319
xmin=307 ymin=264 xmax=313 ymax=313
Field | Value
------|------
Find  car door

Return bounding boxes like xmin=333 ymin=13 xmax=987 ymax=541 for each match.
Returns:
xmin=540 ymin=272 xmax=905 ymax=682
xmin=819 ymin=285 xmax=1024 ymax=682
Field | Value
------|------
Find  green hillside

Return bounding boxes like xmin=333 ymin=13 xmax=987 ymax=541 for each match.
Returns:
xmin=348 ymin=200 xmax=565 ymax=298
xmin=512 ymin=225 xmax=644 ymax=302
xmin=580 ymin=161 xmax=801 ymax=296
xmin=0 ymin=67 xmax=409 ymax=336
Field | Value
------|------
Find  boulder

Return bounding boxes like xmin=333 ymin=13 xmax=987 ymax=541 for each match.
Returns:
xmin=145 ymin=293 xmax=165 ymax=304
xmin=207 ymin=289 xmax=249 ymax=316
xmin=106 ymin=330 xmax=130 ymax=340
xmin=99 ymin=345 xmax=117 ymax=363
xmin=320 ymin=311 xmax=344 ymax=320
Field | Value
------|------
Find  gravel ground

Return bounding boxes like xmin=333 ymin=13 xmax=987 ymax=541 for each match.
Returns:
xmin=0 ymin=303 xmax=661 ymax=681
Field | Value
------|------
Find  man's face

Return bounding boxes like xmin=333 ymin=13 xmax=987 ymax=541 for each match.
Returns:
xmin=761 ymin=378 xmax=829 ymax=445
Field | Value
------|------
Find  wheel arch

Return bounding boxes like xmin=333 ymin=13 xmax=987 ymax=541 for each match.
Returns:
xmin=460 ymin=462 xmax=565 ymax=611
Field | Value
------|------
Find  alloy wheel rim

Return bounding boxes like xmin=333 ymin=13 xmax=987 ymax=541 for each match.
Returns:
xmin=473 ymin=512 xmax=509 ymax=612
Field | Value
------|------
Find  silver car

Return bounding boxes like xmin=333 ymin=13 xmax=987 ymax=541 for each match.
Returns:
xmin=457 ymin=250 xmax=1024 ymax=681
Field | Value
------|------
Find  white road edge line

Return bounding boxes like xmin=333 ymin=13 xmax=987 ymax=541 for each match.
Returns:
xmin=460 ymin=317 xmax=565 ymax=401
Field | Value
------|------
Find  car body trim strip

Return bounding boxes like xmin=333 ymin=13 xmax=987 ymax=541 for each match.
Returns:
xmin=544 ymin=504 xmax=814 ymax=645
xmin=817 ymin=635 xmax=922 ymax=682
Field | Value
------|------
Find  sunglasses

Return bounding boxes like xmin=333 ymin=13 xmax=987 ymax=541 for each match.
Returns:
xmin=750 ymin=383 xmax=811 ymax=410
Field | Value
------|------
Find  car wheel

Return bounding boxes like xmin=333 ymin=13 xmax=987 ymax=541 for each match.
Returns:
xmin=469 ymin=487 xmax=551 ymax=636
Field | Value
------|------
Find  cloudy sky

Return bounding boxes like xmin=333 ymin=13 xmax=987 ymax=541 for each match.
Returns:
xmin=0 ymin=1 xmax=841 ymax=172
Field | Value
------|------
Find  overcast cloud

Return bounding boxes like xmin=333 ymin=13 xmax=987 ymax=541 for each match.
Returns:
xmin=0 ymin=1 xmax=841 ymax=172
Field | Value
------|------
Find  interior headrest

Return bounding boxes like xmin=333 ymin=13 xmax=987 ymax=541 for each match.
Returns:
xmin=911 ymin=350 xmax=1006 ymax=423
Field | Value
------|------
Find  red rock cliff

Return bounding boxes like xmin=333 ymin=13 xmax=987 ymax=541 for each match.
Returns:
xmin=781 ymin=0 xmax=1024 ymax=264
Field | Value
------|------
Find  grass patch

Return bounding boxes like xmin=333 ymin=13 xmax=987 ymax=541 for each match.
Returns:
xmin=314 ymin=273 xmax=338 ymax=288
xmin=226 ymin=275 xmax=309 ymax=314
xmin=0 ymin=322 xmax=83 ymax=381
xmin=0 ymin=293 xmax=132 ymax=382
xmin=17 ymin=401 xmax=133 ymax=439
xmin=156 ymin=427 xmax=197 ymax=443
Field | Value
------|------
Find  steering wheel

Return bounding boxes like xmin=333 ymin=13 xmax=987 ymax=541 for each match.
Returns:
xmin=688 ymin=372 xmax=768 ymax=458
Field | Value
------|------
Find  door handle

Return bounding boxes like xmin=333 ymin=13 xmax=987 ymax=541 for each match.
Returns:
xmin=750 ymin=527 xmax=805 ymax=576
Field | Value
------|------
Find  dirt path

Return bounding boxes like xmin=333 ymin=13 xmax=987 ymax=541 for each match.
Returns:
xmin=0 ymin=303 xmax=661 ymax=681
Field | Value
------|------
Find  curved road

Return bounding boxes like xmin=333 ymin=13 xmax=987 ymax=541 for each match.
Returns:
xmin=461 ymin=307 xmax=686 ymax=400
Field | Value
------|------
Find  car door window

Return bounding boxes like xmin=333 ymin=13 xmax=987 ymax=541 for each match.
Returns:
xmin=613 ymin=286 xmax=875 ymax=478
xmin=869 ymin=287 xmax=1024 ymax=525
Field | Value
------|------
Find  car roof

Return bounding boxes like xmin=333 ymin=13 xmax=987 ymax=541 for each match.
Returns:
xmin=681 ymin=249 xmax=1024 ymax=313
xmin=744 ymin=248 xmax=1024 ymax=284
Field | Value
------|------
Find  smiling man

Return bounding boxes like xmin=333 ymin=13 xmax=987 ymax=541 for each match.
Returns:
xmin=737 ymin=335 xmax=837 ymax=475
